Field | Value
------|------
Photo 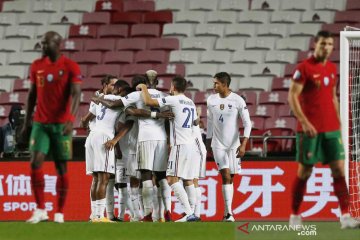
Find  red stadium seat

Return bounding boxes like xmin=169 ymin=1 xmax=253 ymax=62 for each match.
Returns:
xmin=335 ymin=11 xmax=360 ymax=24
xmin=329 ymin=50 xmax=340 ymax=63
xmin=250 ymin=117 xmax=265 ymax=131
xmin=264 ymin=116 xmax=297 ymax=152
xmin=121 ymin=63 xmax=152 ymax=77
xmin=237 ymin=91 xmax=257 ymax=106
xmin=13 ymin=79 xmax=31 ymax=92
xmin=82 ymin=12 xmax=111 ymax=25
xmin=248 ymin=105 xmax=277 ymax=118
xmin=61 ymin=39 xmax=84 ymax=52
xmin=81 ymin=78 xmax=102 ymax=91
xmin=130 ymin=24 xmax=161 ymax=38
xmin=69 ymin=25 xmax=97 ymax=39
xmin=95 ymin=0 xmax=123 ymax=12
xmin=297 ymin=51 xmax=312 ymax=62
xmin=258 ymin=91 xmax=288 ymax=105
xmin=265 ymin=117 xmax=296 ymax=131
xmin=116 ymin=38 xmax=147 ymax=51
xmin=271 ymin=77 xmax=291 ymax=91
xmin=88 ymin=64 xmax=121 ymax=78
xmin=321 ymin=23 xmax=349 ymax=36
xmin=79 ymin=64 xmax=88 ymax=78
xmin=277 ymin=105 xmax=293 ymax=117
xmin=148 ymin=38 xmax=179 ymax=51
xmin=0 ymin=105 xmax=12 ymax=118
xmin=123 ymin=0 xmax=154 ymax=12
xmin=0 ymin=92 xmax=27 ymax=105
xmin=71 ymin=51 xmax=102 ymax=65
xmin=347 ymin=0 xmax=360 ymax=10
xmin=134 ymin=50 xmax=167 ymax=64
xmin=84 ymin=39 xmax=116 ymax=52
xmin=152 ymin=64 xmax=185 ymax=77
xmin=194 ymin=91 xmax=210 ymax=105
xmin=98 ymin=24 xmax=128 ymax=38
xmin=156 ymin=76 xmax=172 ymax=91
xmin=103 ymin=51 xmax=134 ymax=64
xmin=144 ymin=11 xmax=173 ymax=24
xmin=80 ymin=91 xmax=94 ymax=105
xmin=111 ymin=12 xmax=143 ymax=24
xmin=284 ymin=64 xmax=297 ymax=77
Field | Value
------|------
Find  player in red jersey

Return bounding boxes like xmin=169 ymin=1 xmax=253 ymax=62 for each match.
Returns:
xmin=288 ymin=31 xmax=360 ymax=229
xmin=21 ymin=31 xmax=82 ymax=223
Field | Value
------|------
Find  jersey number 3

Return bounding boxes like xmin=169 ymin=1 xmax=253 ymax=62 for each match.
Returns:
xmin=97 ymin=106 xmax=107 ymax=120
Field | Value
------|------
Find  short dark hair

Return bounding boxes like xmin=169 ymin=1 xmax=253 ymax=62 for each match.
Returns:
xmin=122 ymin=85 xmax=134 ymax=95
xmin=101 ymin=75 xmax=117 ymax=85
xmin=172 ymin=75 xmax=187 ymax=93
xmin=213 ymin=72 xmax=231 ymax=87
xmin=114 ymin=79 xmax=129 ymax=89
xmin=131 ymin=75 xmax=147 ymax=88
xmin=314 ymin=30 xmax=333 ymax=42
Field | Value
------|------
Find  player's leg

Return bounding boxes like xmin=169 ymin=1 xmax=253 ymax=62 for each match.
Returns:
xmin=85 ymin=135 xmax=97 ymax=220
xmin=90 ymin=173 xmax=98 ymax=220
xmin=152 ymin=178 xmax=161 ymax=222
xmin=193 ymin=178 xmax=202 ymax=219
xmin=106 ymin=174 xmax=115 ymax=220
xmin=95 ymin=172 xmax=111 ymax=220
xmin=129 ymin=176 xmax=142 ymax=221
xmin=27 ymin=123 xmax=50 ymax=223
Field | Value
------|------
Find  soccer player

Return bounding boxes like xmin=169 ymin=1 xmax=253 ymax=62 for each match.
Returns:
xmin=22 ymin=31 xmax=82 ymax=223
xmin=206 ymin=72 xmax=252 ymax=222
xmin=137 ymin=75 xmax=199 ymax=222
xmin=288 ymin=30 xmax=360 ymax=229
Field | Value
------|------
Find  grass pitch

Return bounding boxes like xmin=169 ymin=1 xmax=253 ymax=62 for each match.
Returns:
xmin=0 ymin=221 xmax=358 ymax=240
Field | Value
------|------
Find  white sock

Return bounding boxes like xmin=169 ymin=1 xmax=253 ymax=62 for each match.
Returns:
xmin=185 ymin=184 xmax=196 ymax=212
xmin=91 ymin=200 xmax=96 ymax=219
xmin=130 ymin=187 xmax=142 ymax=219
xmin=96 ymin=198 xmax=106 ymax=218
xmin=159 ymin=179 xmax=172 ymax=212
xmin=158 ymin=186 xmax=165 ymax=219
xmin=118 ymin=187 xmax=128 ymax=219
xmin=222 ymin=184 xmax=233 ymax=215
xmin=171 ymin=182 xmax=192 ymax=216
xmin=105 ymin=178 xmax=115 ymax=219
xmin=139 ymin=187 xmax=144 ymax=216
xmin=194 ymin=187 xmax=202 ymax=217
xmin=152 ymin=186 xmax=160 ymax=221
xmin=142 ymin=180 xmax=153 ymax=216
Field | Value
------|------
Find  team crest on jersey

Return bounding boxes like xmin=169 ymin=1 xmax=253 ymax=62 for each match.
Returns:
xmin=324 ymin=77 xmax=329 ymax=86
xmin=220 ymin=104 xmax=224 ymax=110
xmin=228 ymin=104 xmax=232 ymax=109
xmin=59 ymin=70 xmax=64 ymax=76
xmin=46 ymin=74 xmax=54 ymax=82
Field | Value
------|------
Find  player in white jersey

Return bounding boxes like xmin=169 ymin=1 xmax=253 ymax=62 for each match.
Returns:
xmin=206 ymin=72 xmax=252 ymax=222
xmin=137 ymin=75 xmax=200 ymax=222
xmin=95 ymin=73 xmax=173 ymax=222
xmin=80 ymin=75 xmax=118 ymax=221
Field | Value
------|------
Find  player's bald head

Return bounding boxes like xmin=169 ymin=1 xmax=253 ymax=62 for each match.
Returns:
xmin=41 ymin=31 xmax=62 ymax=57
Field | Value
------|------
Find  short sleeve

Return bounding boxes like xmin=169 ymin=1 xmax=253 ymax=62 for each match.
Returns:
xmin=292 ymin=62 xmax=306 ymax=85
xmin=122 ymin=91 xmax=140 ymax=107
xmin=157 ymin=96 xmax=174 ymax=108
xmin=89 ymin=101 xmax=96 ymax=115
xmin=68 ymin=61 xmax=82 ymax=84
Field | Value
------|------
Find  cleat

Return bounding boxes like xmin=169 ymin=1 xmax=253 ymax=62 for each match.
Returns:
xmin=141 ymin=213 xmax=153 ymax=222
xmin=26 ymin=209 xmax=49 ymax=224
xmin=340 ymin=213 xmax=360 ymax=229
xmin=110 ymin=217 xmax=123 ymax=222
xmin=54 ymin=213 xmax=64 ymax=223
xmin=164 ymin=210 xmax=172 ymax=222
xmin=186 ymin=214 xmax=199 ymax=222
xmin=98 ymin=217 xmax=114 ymax=223
xmin=158 ymin=218 xmax=165 ymax=223
xmin=289 ymin=214 xmax=302 ymax=227
xmin=130 ymin=217 xmax=140 ymax=222
xmin=223 ymin=213 xmax=235 ymax=222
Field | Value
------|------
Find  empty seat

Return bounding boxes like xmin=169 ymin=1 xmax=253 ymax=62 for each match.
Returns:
xmin=217 ymin=64 xmax=251 ymax=77
xmin=224 ymin=24 xmax=257 ymax=37
xmin=237 ymin=90 xmax=257 ymax=105
xmin=174 ymin=11 xmax=206 ymax=24
xmin=130 ymin=24 xmax=160 ymax=38
xmin=123 ymin=0 xmax=155 ymax=12
xmin=60 ymin=39 xmax=84 ymax=52
xmin=189 ymin=0 xmax=218 ymax=11
xmin=36 ymin=25 xmax=69 ymax=39
xmin=238 ymin=77 xmax=272 ymax=91
xmin=79 ymin=64 xmax=88 ymax=77
xmin=195 ymin=24 xmax=224 ymax=37
xmin=18 ymin=13 xmax=49 ymax=25
xmin=219 ymin=0 xmax=249 ymax=11
xmin=103 ymin=51 xmax=134 ymax=64
xmin=200 ymin=51 xmax=231 ymax=64
xmin=289 ymin=24 xmax=321 ymax=37
xmin=63 ymin=0 xmax=94 ymax=13
xmin=8 ymin=52 xmax=40 ymax=65
xmin=301 ymin=11 xmax=334 ymax=24
xmin=0 ymin=13 xmax=17 ymax=26
xmin=276 ymin=38 xmax=309 ymax=51
xmin=116 ymin=38 xmax=147 ymax=51
xmin=281 ymin=0 xmax=312 ymax=11
xmin=215 ymin=38 xmax=246 ymax=51
xmin=153 ymin=64 xmax=186 ymax=77
xmin=88 ymin=64 xmax=120 ymax=78
xmin=95 ymin=0 xmax=123 ymax=12
xmin=169 ymin=51 xmax=199 ymax=64
xmin=81 ymin=78 xmax=102 ymax=91
xmin=297 ymin=51 xmax=312 ymax=62
xmin=314 ymin=0 xmax=346 ymax=11
xmin=251 ymin=0 xmax=281 ymax=11
xmin=33 ymin=0 xmax=62 ymax=13
xmin=251 ymin=64 xmax=284 ymax=77
xmin=182 ymin=37 xmax=214 ymax=51
xmin=5 ymin=25 xmax=35 ymax=39
xmin=232 ymin=50 xmax=264 ymax=64
xmin=284 ymin=64 xmax=297 ymax=77
xmin=80 ymin=91 xmax=94 ymax=104
xmin=335 ymin=11 xmax=360 ymax=24
xmin=278 ymin=105 xmax=293 ymax=117
xmin=98 ymin=24 xmax=128 ymax=38
xmin=271 ymin=77 xmax=291 ymax=91
xmin=121 ymin=63 xmax=152 ymax=77
xmin=347 ymin=0 xmax=360 ymax=11
xmin=13 ymin=79 xmax=31 ymax=92
xmin=249 ymin=117 xmax=265 ymax=131
xmin=111 ymin=12 xmax=143 ymax=24
xmin=238 ymin=11 xmax=270 ymax=24
xmin=155 ymin=0 xmax=187 ymax=12
xmin=264 ymin=117 xmax=296 ymax=131
xmin=259 ymin=91 xmax=288 ymax=105
xmin=0 ymin=105 xmax=12 ymax=118
xmin=257 ymin=24 xmax=287 ymax=37
xmin=82 ymin=12 xmax=111 ymax=25
xmin=69 ymin=25 xmax=97 ymax=38
xmin=207 ymin=11 xmax=237 ymax=24
xmin=187 ymin=77 xmax=206 ymax=91
xmin=148 ymin=38 xmax=179 ymax=51
xmin=163 ymin=23 xmax=193 ymax=37
xmin=248 ymin=105 xmax=277 ymax=118
xmin=186 ymin=64 xmax=218 ymax=77
xmin=84 ymin=39 xmax=116 ymax=52
xmin=245 ymin=37 xmax=276 ymax=50
xmin=144 ymin=11 xmax=173 ymax=24
xmin=330 ymin=50 xmax=340 ymax=63
xmin=271 ymin=11 xmax=301 ymax=23
xmin=321 ymin=23 xmax=350 ymax=36
xmin=156 ymin=76 xmax=172 ymax=91
xmin=265 ymin=50 xmax=297 ymax=64
xmin=0 ymin=92 xmax=28 ymax=105
xmin=0 ymin=53 xmax=7 ymax=65
xmin=194 ymin=91 xmax=210 ymax=105
xmin=0 ymin=39 xmax=22 ymax=52
xmin=71 ymin=51 xmax=102 ymax=65
xmin=0 ymin=66 xmax=26 ymax=79
xmin=2 ymin=0 xmax=30 ymax=13
xmin=134 ymin=50 xmax=167 ymax=64
xmin=50 ymin=13 xmax=82 ymax=25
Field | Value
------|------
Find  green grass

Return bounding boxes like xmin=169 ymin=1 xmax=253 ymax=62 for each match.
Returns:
xmin=0 ymin=222 xmax=358 ymax=240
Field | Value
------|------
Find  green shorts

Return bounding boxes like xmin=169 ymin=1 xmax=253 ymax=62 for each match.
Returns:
xmin=296 ymin=130 xmax=345 ymax=165
xmin=29 ymin=122 xmax=72 ymax=160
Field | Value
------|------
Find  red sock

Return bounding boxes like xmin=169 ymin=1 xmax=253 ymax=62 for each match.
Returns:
xmin=31 ymin=168 xmax=45 ymax=209
xmin=333 ymin=176 xmax=349 ymax=215
xmin=291 ymin=176 xmax=307 ymax=215
xmin=56 ymin=174 xmax=69 ymax=213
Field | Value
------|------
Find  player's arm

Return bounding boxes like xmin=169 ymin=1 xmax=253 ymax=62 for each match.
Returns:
xmin=63 ymin=82 xmax=81 ymax=135
xmin=125 ymin=107 xmax=174 ymax=120
xmin=333 ymin=86 xmax=341 ymax=123
xmin=80 ymin=112 xmax=95 ymax=128
xmin=136 ymin=84 xmax=159 ymax=107
xmin=93 ymin=95 xmax=124 ymax=108
xmin=206 ymin=100 xmax=213 ymax=152
xmin=237 ymin=101 xmax=252 ymax=158
xmin=22 ymin=83 xmax=37 ymax=135
xmin=104 ymin=121 xmax=134 ymax=151
xmin=288 ymin=80 xmax=317 ymax=137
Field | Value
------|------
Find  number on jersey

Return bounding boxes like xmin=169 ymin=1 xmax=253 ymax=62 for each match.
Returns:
xmin=182 ymin=107 xmax=195 ymax=128
xmin=97 ymin=105 xmax=107 ymax=120
xmin=219 ymin=114 xmax=224 ymax=123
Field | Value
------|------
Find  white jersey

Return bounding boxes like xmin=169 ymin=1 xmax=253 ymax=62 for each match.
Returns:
xmin=117 ymin=111 xmax=130 ymax=157
xmin=121 ymin=89 xmax=167 ymax=142
xmin=91 ymin=94 xmax=123 ymax=138
xmin=158 ymin=94 xmax=198 ymax=146
xmin=117 ymin=109 xmax=138 ymax=155
xmin=88 ymin=101 xmax=97 ymax=131
xmin=192 ymin=125 xmax=203 ymax=142
xmin=206 ymin=92 xmax=251 ymax=149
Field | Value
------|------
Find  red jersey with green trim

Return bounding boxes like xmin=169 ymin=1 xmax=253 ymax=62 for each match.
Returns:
xmin=293 ymin=56 xmax=340 ymax=133
xmin=30 ymin=55 xmax=82 ymax=124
